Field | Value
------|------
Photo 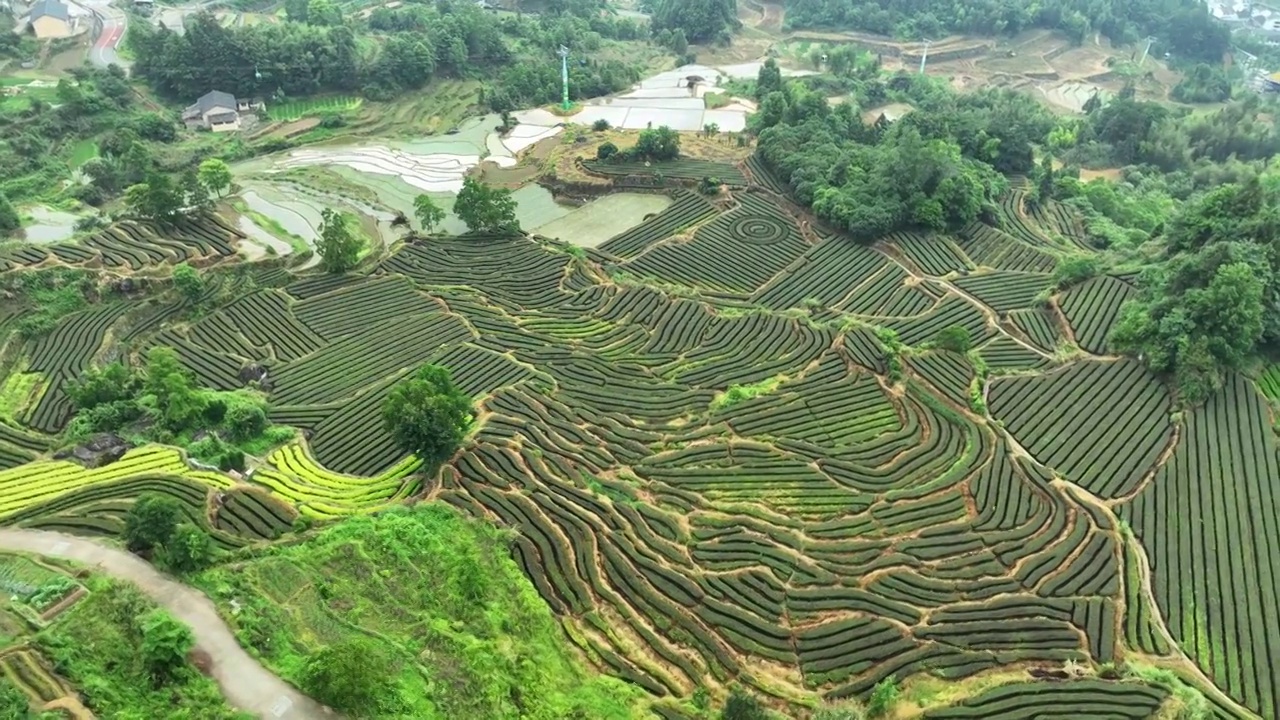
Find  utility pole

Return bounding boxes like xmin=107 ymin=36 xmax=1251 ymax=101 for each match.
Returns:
xmin=919 ymin=39 xmax=932 ymax=74
xmin=558 ymin=45 xmax=571 ymax=111
xmin=1139 ymin=36 xmax=1156 ymax=65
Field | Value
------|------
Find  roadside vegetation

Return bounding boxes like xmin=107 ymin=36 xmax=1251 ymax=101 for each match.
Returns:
xmin=193 ymin=505 xmax=647 ymax=719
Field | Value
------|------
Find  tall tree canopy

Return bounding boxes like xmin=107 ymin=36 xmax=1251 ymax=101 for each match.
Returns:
xmin=651 ymin=0 xmax=740 ymax=43
xmin=1111 ymin=179 xmax=1280 ymax=403
xmin=754 ymin=76 xmax=1027 ymax=239
xmin=382 ymin=365 xmax=473 ymax=468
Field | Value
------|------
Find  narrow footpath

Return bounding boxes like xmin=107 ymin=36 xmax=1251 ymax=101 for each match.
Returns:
xmin=0 ymin=528 xmax=333 ymax=720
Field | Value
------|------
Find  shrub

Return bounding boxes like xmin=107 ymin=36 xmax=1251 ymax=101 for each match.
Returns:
xmin=866 ymin=679 xmax=899 ymax=718
xmin=162 ymin=524 xmax=215 ymax=574
xmin=597 ymin=141 xmax=619 ymax=160
xmin=124 ymin=494 xmax=181 ymax=552
xmin=138 ymin=609 xmax=194 ymax=682
xmin=592 ymin=119 xmax=611 ymax=131
xmin=933 ymin=325 xmax=972 ymax=353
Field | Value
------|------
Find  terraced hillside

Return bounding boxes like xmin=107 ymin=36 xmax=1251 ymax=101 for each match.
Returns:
xmin=0 ymin=177 xmax=1272 ymax=718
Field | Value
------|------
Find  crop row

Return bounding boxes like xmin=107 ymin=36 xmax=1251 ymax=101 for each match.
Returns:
xmin=213 ymin=486 xmax=297 ymax=541
xmin=1120 ymin=374 xmax=1280 ymax=717
xmin=0 ymin=649 xmax=69 ymax=703
xmin=1026 ymin=195 xmax=1093 ymax=251
xmin=0 ymin=217 xmax=241 ymax=273
xmin=1007 ymin=306 xmax=1060 ymax=352
xmin=752 ymin=233 xmax=892 ymax=311
xmin=955 ymin=222 xmax=1058 ymax=273
xmin=924 ymin=679 xmax=1167 ymax=718
xmin=977 ymin=336 xmax=1051 ymax=372
xmin=990 ymin=359 xmax=1173 ymax=499
xmin=583 ymin=158 xmax=748 ymax=185
xmin=1058 ymin=275 xmax=1135 ymax=354
xmin=885 ymin=295 xmax=990 ymax=346
xmin=294 ymin=277 xmax=438 ymax=341
xmin=970 ymin=441 xmax=1052 ymax=532
xmin=271 ymin=312 xmax=472 ymax=405
xmin=383 ymin=235 xmax=570 ymax=310
xmin=597 ymin=191 xmax=718 ymax=259
xmin=725 ymin=363 xmax=898 ymax=447
xmin=887 ymin=232 xmax=973 ymax=276
xmin=907 ymin=351 xmax=973 ymax=407
xmin=0 ymin=446 xmax=203 ymax=517
xmin=617 ymin=204 xmax=809 ymax=294
xmin=994 ymin=192 xmax=1063 ymax=251
xmin=253 ymin=444 xmax=423 ymax=518
xmin=952 ymin=271 xmax=1052 ymax=313
xmin=200 ymin=289 xmax=324 ymax=361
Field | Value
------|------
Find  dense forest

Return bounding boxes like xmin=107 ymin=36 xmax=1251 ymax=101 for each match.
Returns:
xmin=129 ymin=1 xmax=647 ymax=105
xmin=754 ymin=60 xmax=1050 ymax=238
xmin=783 ymin=0 xmax=1231 ymax=63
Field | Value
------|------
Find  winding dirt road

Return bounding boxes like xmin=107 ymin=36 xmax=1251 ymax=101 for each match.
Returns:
xmin=0 ymin=529 xmax=333 ymax=719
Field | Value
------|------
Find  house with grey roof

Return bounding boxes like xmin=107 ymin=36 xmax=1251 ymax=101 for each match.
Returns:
xmin=182 ymin=90 xmax=263 ymax=132
xmin=27 ymin=0 xmax=73 ymax=38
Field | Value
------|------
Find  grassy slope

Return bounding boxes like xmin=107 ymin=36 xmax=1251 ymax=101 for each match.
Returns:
xmin=194 ymin=505 xmax=647 ymax=719
xmin=35 ymin=577 xmax=249 ymax=719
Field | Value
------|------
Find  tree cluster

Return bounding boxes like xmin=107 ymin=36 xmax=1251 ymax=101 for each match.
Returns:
xmin=317 ymin=209 xmax=365 ymax=274
xmin=130 ymin=4 xmax=647 ymax=109
xmin=650 ymin=0 xmax=740 ymax=44
xmin=1111 ymin=179 xmax=1280 ymax=403
xmin=67 ymin=347 xmax=275 ymax=470
xmin=1170 ymin=63 xmax=1232 ymax=104
xmin=0 ymin=66 xmax=172 ymax=205
xmin=781 ymin=0 xmax=1230 ymax=64
xmin=754 ymin=74 xmax=1022 ymax=239
xmin=124 ymin=493 xmax=216 ymax=573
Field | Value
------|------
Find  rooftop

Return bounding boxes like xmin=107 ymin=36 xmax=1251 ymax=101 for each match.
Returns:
xmin=29 ymin=0 xmax=69 ymax=22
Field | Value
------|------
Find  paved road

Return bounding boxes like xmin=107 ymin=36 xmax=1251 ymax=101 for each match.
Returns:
xmin=0 ymin=529 xmax=334 ymax=719
xmin=84 ymin=0 xmax=127 ymax=69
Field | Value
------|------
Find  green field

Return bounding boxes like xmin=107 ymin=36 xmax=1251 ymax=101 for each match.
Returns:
xmin=267 ymin=96 xmax=363 ymax=122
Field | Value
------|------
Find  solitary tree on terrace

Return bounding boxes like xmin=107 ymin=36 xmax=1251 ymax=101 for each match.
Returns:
xmin=317 ymin=208 xmax=364 ymax=274
xmin=382 ymin=364 xmax=473 ymax=468
xmin=197 ymin=158 xmax=233 ymax=198
xmin=413 ymin=193 xmax=446 ymax=234
xmin=453 ymin=177 xmax=519 ymax=234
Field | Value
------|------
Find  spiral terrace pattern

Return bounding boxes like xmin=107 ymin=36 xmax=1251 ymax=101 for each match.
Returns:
xmin=0 ymin=178 xmax=1270 ymax=718
xmin=730 ymin=216 xmax=789 ymax=244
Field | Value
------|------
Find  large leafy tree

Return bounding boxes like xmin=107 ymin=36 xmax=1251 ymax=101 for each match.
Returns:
xmin=316 ymin=208 xmax=364 ymax=274
xmin=124 ymin=493 xmax=182 ymax=552
xmin=124 ymin=174 xmax=185 ymax=223
xmin=382 ymin=365 xmax=473 ymax=468
xmin=413 ymin=194 xmax=446 ymax=233
xmin=453 ymin=177 xmax=519 ymax=234
xmin=1110 ymin=179 xmax=1280 ymax=403
xmin=197 ymin=159 xmax=232 ymax=198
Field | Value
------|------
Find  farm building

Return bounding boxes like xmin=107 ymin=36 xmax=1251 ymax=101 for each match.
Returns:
xmin=26 ymin=0 xmax=74 ymax=38
xmin=182 ymin=90 xmax=264 ymax=132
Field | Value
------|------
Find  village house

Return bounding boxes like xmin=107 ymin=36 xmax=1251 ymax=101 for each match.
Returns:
xmin=181 ymin=90 xmax=264 ymax=132
xmin=27 ymin=0 xmax=74 ymax=39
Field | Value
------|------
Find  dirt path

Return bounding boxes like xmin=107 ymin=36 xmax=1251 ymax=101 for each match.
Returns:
xmin=0 ymin=529 xmax=335 ymax=720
